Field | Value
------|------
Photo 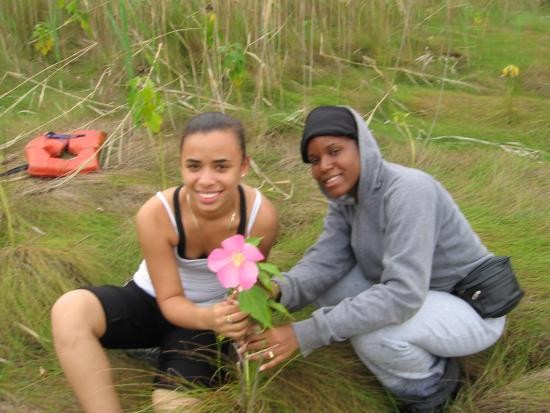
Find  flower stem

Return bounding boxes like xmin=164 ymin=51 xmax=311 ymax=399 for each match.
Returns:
xmin=246 ymin=361 xmax=261 ymax=412
xmin=244 ymin=356 xmax=250 ymax=393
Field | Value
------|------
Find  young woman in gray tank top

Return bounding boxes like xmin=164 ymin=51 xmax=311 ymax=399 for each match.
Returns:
xmin=51 ymin=113 xmax=279 ymax=412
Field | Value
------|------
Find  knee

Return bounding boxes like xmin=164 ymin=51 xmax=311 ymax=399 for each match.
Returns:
xmin=51 ymin=290 xmax=105 ymax=342
xmin=51 ymin=290 xmax=90 ymax=327
xmin=351 ymin=332 xmax=411 ymax=367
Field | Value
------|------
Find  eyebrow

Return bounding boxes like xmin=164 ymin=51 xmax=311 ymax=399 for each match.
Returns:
xmin=185 ymin=158 xmax=232 ymax=164
xmin=308 ymin=143 xmax=340 ymax=157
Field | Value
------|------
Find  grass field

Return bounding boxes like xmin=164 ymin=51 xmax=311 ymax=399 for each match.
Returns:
xmin=0 ymin=1 xmax=548 ymax=412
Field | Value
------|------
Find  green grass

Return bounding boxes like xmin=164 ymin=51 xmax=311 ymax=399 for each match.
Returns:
xmin=0 ymin=1 xmax=548 ymax=412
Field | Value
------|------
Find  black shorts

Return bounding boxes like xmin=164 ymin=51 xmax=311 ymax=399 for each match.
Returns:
xmin=82 ymin=281 xmax=230 ymax=389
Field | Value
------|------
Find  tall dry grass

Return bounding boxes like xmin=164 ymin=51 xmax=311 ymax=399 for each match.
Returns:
xmin=0 ymin=1 xmax=455 ymax=108
xmin=0 ymin=0 xmax=548 ymax=412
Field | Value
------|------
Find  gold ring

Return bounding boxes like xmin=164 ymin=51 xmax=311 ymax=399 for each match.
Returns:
xmin=226 ymin=315 xmax=232 ymax=324
xmin=267 ymin=350 xmax=275 ymax=359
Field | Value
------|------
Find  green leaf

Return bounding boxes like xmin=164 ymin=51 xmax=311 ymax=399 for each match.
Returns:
xmin=205 ymin=12 xmax=217 ymax=48
xmin=140 ymin=82 xmax=154 ymax=101
xmin=268 ymin=300 xmax=292 ymax=319
xmin=146 ymin=112 xmax=163 ymax=134
xmin=127 ymin=77 xmax=140 ymax=90
xmin=127 ymin=76 xmax=164 ymax=134
xmin=78 ymin=13 xmax=93 ymax=37
xmin=245 ymin=237 xmax=262 ymax=247
xmin=221 ymin=43 xmax=246 ymax=88
xmin=258 ymin=262 xmax=281 ymax=277
xmin=238 ymin=286 xmax=271 ymax=329
xmin=65 ymin=0 xmax=78 ymax=14
xmin=258 ymin=271 xmax=272 ymax=290
xmin=32 ymin=23 xmax=55 ymax=56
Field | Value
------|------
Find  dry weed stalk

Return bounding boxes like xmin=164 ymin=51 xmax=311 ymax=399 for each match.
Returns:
xmin=364 ymin=86 xmax=397 ymax=126
xmin=320 ymin=47 xmax=480 ymax=91
xmin=427 ymin=0 xmax=453 ymax=140
xmin=0 ymin=42 xmax=98 ymax=101
xmin=249 ymin=159 xmax=293 ymax=200
xmin=0 ymin=42 xmax=98 ymax=120
xmin=429 ymin=136 xmax=544 ymax=160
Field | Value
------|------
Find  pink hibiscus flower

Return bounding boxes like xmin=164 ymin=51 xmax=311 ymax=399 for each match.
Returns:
xmin=207 ymin=234 xmax=264 ymax=290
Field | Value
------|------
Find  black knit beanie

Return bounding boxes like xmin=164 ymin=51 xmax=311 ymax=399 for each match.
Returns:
xmin=301 ymin=106 xmax=358 ymax=163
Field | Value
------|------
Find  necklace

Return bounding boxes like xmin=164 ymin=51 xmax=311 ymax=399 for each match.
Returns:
xmin=186 ymin=191 xmax=238 ymax=252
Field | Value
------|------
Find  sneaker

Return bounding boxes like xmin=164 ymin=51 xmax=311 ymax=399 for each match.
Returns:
xmin=400 ymin=358 xmax=461 ymax=413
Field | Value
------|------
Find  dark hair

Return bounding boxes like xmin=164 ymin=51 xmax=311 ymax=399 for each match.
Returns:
xmin=180 ymin=112 xmax=246 ymax=156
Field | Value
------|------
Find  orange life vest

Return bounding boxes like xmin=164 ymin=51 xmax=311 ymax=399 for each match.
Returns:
xmin=24 ymin=130 xmax=106 ymax=177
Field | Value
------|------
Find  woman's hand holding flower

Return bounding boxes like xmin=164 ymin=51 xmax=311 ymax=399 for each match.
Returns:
xmin=245 ymin=324 xmax=299 ymax=371
xmin=209 ymin=298 xmax=250 ymax=340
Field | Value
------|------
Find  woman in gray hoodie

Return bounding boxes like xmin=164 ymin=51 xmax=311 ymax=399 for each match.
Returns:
xmin=247 ymin=106 xmax=506 ymax=412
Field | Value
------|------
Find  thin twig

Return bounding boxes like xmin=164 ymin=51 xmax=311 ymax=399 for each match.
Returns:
xmin=0 ymin=42 xmax=98 ymax=101
xmin=428 ymin=136 xmax=543 ymax=160
xmin=15 ymin=322 xmax=48 ymax=342
xmin=364 ymin=86 xmax=396 ymax=126
xmin=319 ymin=50 xmax=481 ymax=91
xmin=427 ymin=0 xmax=452 ymax=140
xmin=6 ymin=71 xmax=116 ymax=109
xmin=0 ymin=68 xmax=110 ymax=152
xmin=249 ymin=159 xmax=293 ymax=200
xmin=0 ymin=175 xmax=29 ymax=184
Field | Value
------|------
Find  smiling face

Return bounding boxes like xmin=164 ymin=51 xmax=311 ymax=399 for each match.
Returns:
xmin=306 ymin=135 xmax=361 ymax=199
xmin=180 ymin=129 xmax=248 ymax=214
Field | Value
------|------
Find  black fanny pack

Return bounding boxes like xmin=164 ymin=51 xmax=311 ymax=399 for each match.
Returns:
xmin=453 ymin=256 xmax=524 ymax=318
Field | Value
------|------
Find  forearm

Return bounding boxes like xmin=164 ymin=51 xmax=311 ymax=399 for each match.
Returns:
xmin=292 ymin=280 xmax=426 ymax=355
xmin=159 ymin=296 xmax=212 ymax=330
xmin=159 ymin=295 xmax=250 ymax=340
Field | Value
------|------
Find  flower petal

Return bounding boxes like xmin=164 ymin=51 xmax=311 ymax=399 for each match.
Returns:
xmin=238 ymin=261 xmax=259 ymax=290
xmin=207 ymin=248 xmax=232 ymax=272
xmin=242 ymin=243 xmax=264 ymax=262
xmin=217 ymin=264 xmax=240 ymax=289
xmin=221 ymin=234 xmax=245 ymax=252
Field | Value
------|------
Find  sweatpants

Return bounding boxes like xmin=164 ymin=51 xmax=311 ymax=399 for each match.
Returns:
xmin=314 ymin=265 xmax=506 ymax=398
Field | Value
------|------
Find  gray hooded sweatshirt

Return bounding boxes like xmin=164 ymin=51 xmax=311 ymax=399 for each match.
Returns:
xmin=279 ymin=107 xmax=491 ymax=354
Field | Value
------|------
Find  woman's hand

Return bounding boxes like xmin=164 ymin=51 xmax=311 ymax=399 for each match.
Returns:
xmin=245 ymin=324 xmax=299 ymax=371
xmin=208 ymin=298 xmax=249 ymax=339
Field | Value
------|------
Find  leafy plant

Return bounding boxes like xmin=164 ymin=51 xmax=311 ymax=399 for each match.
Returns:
xmin=32 ymin=23 xmax=55 ymax=56
xmin=57 ymin=0 xmax=92 ymax=37
xmin=127 ymin=76 xmax=164 ymax=134
xmin=127 ymin=74 xmax=166 ymax=187
xmin=208 ymin=235 xmax=291 ymax=411
xmin=221 ymin=42 xmax=247 ymax=89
